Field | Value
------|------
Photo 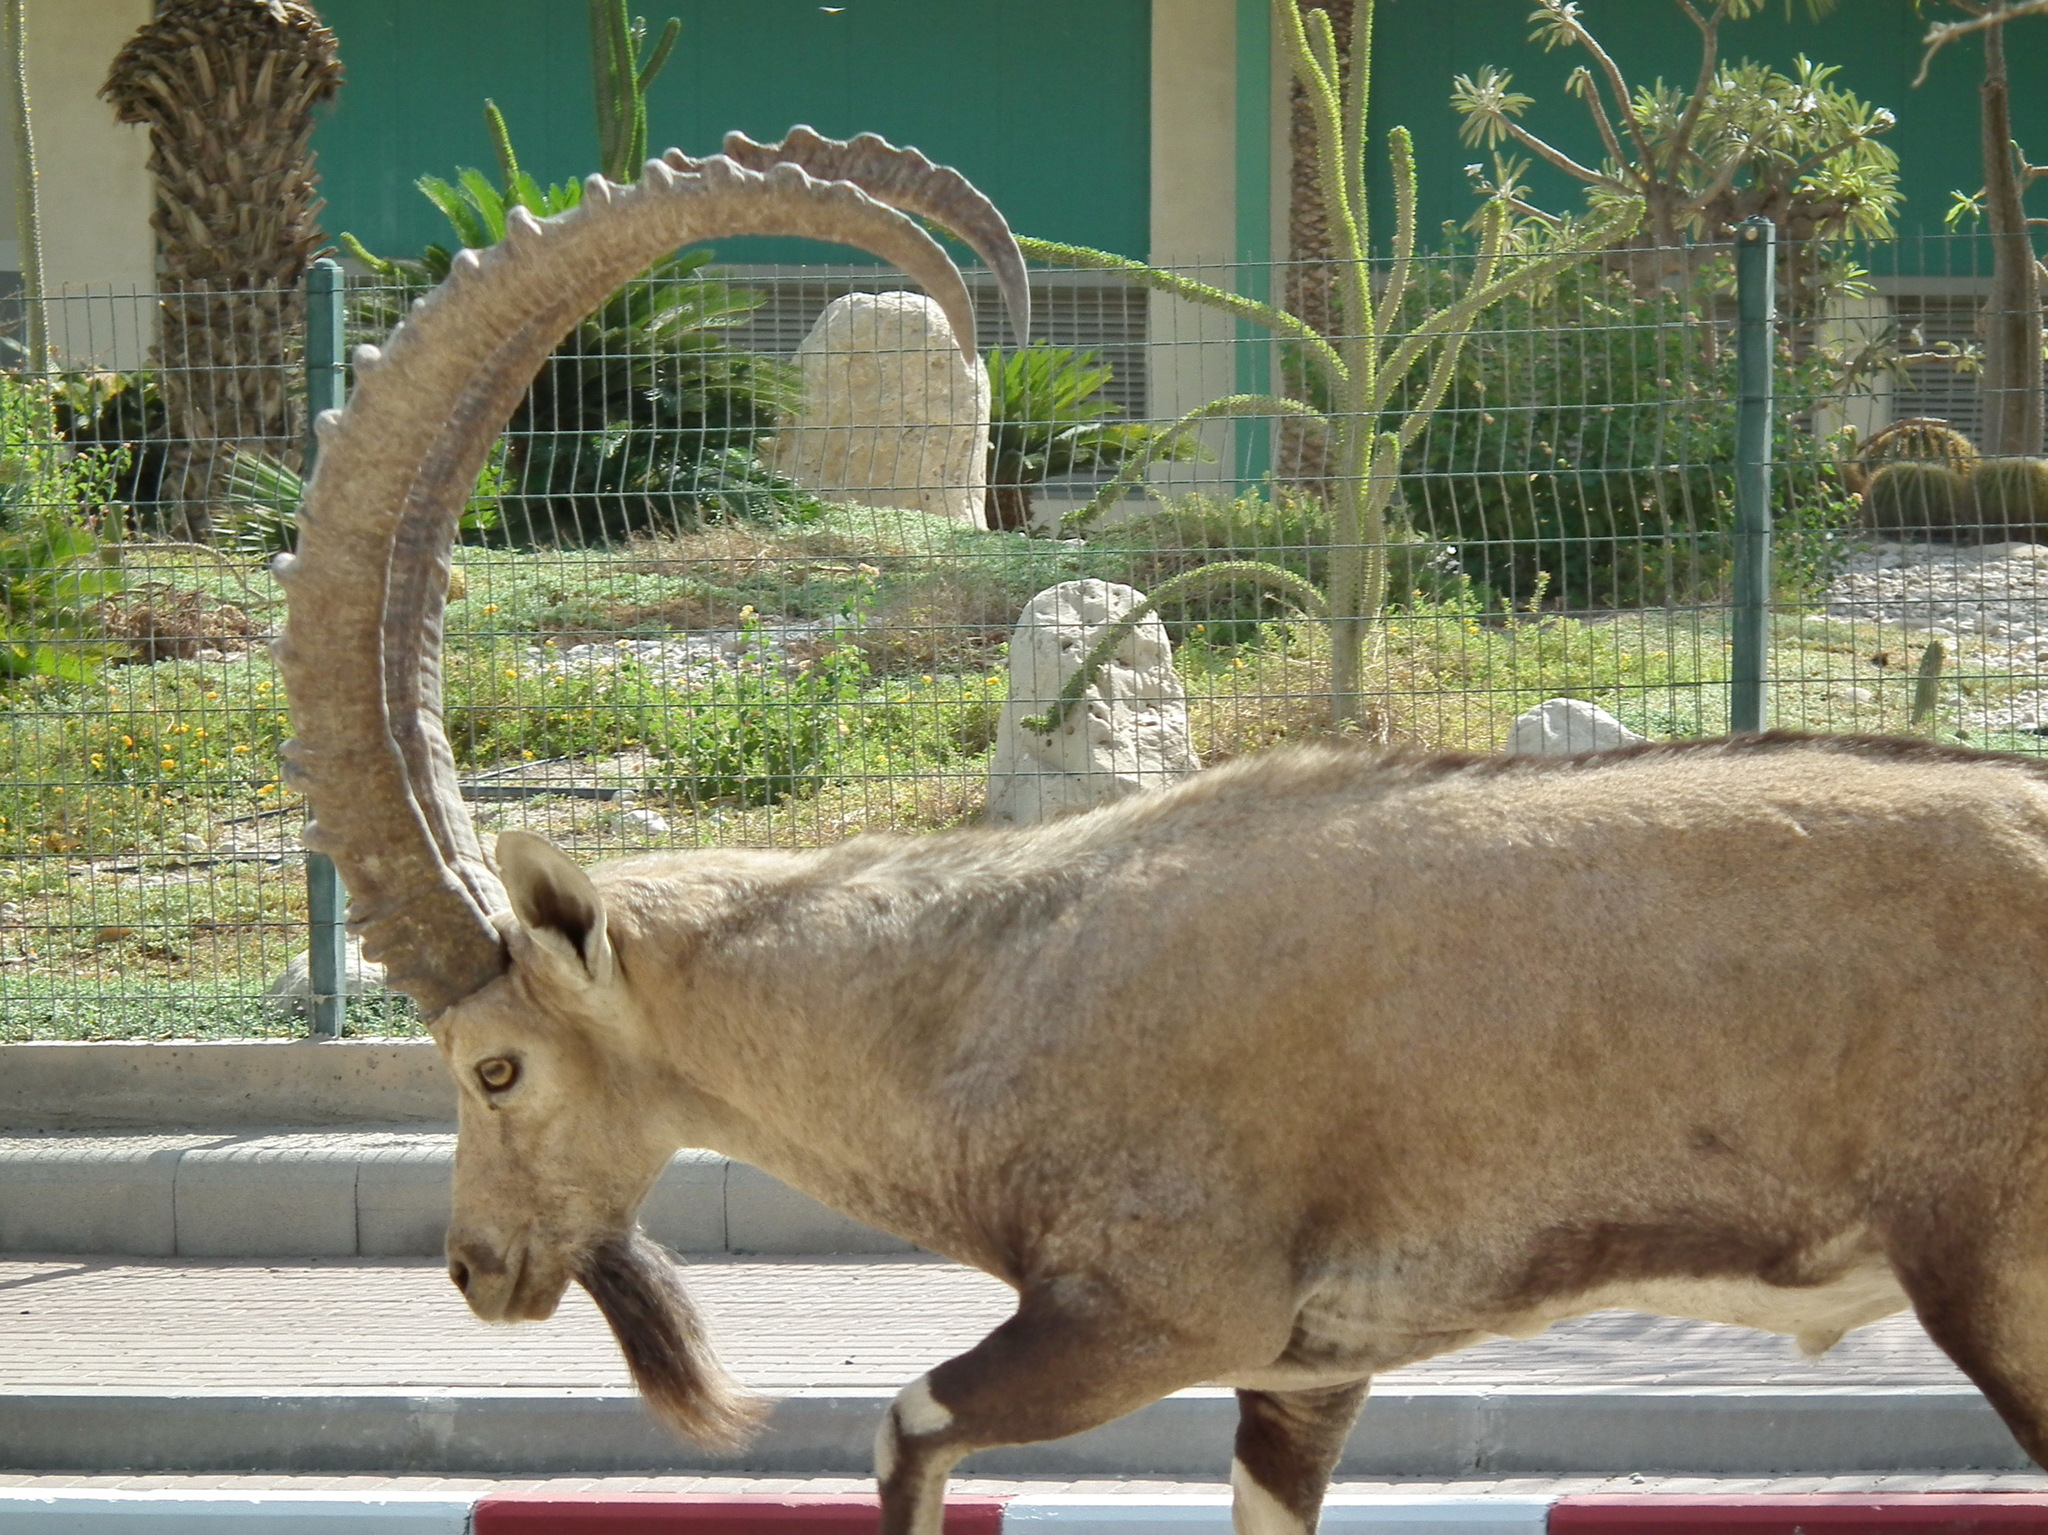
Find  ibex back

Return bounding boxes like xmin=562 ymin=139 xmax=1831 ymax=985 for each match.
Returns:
xmin=272 ymin=131 xmax=2048 ymax=1532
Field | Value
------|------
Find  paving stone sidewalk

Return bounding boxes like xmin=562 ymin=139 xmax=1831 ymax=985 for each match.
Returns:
xmin=4 ymin=1473 xmax=2048 ymax=1496
xmin=0 ymin=1252 xmax=1993 ymax=1393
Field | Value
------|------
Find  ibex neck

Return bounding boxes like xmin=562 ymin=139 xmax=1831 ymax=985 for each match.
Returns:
xmin=609 ymin=832 xmax=1097 ymax=1263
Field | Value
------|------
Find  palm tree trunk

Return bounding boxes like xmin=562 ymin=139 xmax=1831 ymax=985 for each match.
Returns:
xmin=102 ymin=1 xmax=343 ymax=538
xmin=1977 ymin=7 xmax=2045 ymax=457
xmin=1278 ymin=0 xmax=1352 ymax=490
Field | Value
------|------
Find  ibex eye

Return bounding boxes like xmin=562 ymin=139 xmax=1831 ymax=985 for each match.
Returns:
xmin=476 ymin=1057 xmax=519 ymax=1092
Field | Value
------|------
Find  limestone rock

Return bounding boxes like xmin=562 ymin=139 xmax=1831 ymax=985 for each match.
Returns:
xmin=263 ymin=935 xmax=387 ymax=1012
xmin=771 ymin=291 xmax=990 ymax=526
xmin=986 ymin=580 xmax=1200 ymax=824
xmin=609 ymin=806 xmax=672 ymax=839
xmin=1506 ymin=697 xmax=1647 ymax=756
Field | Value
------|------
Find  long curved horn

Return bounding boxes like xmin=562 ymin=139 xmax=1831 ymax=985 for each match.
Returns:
xmin=705 ymin=127 xmax=1029 ymax=345
xmin=275 ymin=157 xmax=978 ymax=1014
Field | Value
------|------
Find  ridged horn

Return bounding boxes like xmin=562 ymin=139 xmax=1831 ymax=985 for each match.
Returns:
xmin=276 ymin=157 xmax=979 ymax=1014
xmin=698 ymin=126 xmax=1029 ymax=346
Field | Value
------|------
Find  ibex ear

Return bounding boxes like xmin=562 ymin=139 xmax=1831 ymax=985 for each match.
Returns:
xmin=497 ymin=831 xmax=614 ymax=987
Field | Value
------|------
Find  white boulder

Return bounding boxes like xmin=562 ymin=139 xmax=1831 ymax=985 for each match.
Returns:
xmin=771 ymin=291 xmax=991 ymax=526
xmin=263 ymin=935 xmax=387 ymax=1012
xmin=986 ymin=580 xmax=1200 ymax=824
xmin=1506 ymin=697 xmax=1647 ymax=756
xmin=609 ymin=806 xmax=672 ymax=839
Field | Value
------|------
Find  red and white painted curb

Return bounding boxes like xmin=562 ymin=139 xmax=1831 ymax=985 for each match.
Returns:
xmin=3 ymin=1491 xmax=2048 ymax=1533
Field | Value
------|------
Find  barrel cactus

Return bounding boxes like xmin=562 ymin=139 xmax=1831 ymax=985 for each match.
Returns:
xmin=1865 ymin=460 xmax=1974 ymax=537
xmin=1968 ymin=458 xmax=2048 ymax=542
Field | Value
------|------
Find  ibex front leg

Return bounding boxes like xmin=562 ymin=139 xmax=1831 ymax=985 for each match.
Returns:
xmin=877 ymin=1281 xmax=1265 ymax=1535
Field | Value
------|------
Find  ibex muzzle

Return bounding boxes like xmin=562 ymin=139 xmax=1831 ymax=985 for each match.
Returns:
xmin=279 ymin=132 xmax=2048 ymax=1534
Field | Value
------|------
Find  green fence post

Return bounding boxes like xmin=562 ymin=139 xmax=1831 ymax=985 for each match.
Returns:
xmin=302 ymin=257 xmax=348 ymax=1039
xmin=1731 ymin=217 xmax=1775 ymax=735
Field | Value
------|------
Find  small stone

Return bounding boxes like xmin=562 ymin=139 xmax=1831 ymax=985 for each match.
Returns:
xmin=178 ymin=833 xmax=209 ymax=854
xmin=263 ymin=936 xmax=388 ymax=1011
xmin=1506 ymin=698 xmax=1648 ymax=755
xmin=611 ymin=807 xmax=671 ymax=838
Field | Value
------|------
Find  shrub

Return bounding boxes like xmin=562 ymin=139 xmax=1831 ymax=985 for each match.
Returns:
xmin=1399 ymin=261 xmax=1856 ymax=610
xmin=1865 ymin=460 xmax=1974 ymax=537
xmin=349 ymin=172 xmax=803 ymax=547
xmin=983 ymin=345 xmax=1191 ymax=532
xmin=1966 ymin=458 xmax=2048 ymax=541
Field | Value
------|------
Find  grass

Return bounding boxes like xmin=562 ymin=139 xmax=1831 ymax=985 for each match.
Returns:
xmin=0 ymin=493 xmax=2036 ymax=1040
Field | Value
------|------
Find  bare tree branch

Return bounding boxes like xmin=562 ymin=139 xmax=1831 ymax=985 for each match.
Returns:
xmin=1497 ymin=114 xmax=1634 ymax=193
xmin=1916 ymin=0 xmax=2048 ymax=88
xmin=1666 ymin=1 xmax=1727 ymax=181
xmin=1563 ymin=15 xmax=1660 ymax=173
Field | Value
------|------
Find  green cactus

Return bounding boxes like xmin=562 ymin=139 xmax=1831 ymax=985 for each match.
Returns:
xmin=1021 ymin=0 xmax=1638 ymax=730
xmin=1968 ymin=457 xmax=2048 ymax=540
xmin=1865 ymin=460 xmax=1973 ymax=536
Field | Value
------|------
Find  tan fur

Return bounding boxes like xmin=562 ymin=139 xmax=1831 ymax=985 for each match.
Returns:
xmin=439 ymin=734 xmax=2048 ymax=1528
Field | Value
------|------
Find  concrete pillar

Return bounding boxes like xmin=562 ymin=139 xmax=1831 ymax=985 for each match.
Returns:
xmin=1148 ymin=0 xmax=1241 ymax=498
xmin=18 ymin=0 xmax=155 ymax=367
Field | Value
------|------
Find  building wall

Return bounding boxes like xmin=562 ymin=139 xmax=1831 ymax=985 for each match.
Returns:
xmin=313 ymin=0 xmax=1152 ymax=267
xmin=22 ymin=0 xmax=154 ymax=367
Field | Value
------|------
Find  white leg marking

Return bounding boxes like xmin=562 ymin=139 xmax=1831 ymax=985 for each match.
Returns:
xmin=894 ymin=1372 xmax=955 ymax=1435
xmin=875 ymin=1374 xmax=952 ymax=1487
xmin=1231 ymin=1457 xmax=1307 ymax=1535
xmin=873 ymin=1407 xmax=899 ymax=1482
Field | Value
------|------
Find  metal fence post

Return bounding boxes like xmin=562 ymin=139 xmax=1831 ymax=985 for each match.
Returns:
xmin=302 ymin=258 xmax=348 ymax=1039
xmin=1731 ymin=217 xmax=1775 ymax=735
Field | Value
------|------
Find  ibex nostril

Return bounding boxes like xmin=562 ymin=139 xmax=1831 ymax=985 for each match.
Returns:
xmin=448 ymin=1259 xmax=471 ymax=1294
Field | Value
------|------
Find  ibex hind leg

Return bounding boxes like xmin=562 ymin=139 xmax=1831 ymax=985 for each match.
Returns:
xmin=875 ymin=1285 xmax=1268 ymax=1535
xmin=1897 ymin=1230 xmax=2048 ymax=1467
xmin=1230 ymin=1382 xmax=1371 ymax=1535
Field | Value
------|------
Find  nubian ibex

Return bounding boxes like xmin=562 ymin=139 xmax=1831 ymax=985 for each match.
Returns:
xmin=278 ymin=129 xmax=2048 ymax=1530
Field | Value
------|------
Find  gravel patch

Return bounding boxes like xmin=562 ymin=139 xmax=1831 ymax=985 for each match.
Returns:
xmin=1822 ymin=539 xmax=2048 ymax=733
xmin=526 ymin=618 xmax=842 ymax=684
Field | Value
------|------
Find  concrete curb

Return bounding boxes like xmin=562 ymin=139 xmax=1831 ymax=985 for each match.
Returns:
xmin=0 ymin=1134 xmax=910 ymax=1256
xmin=1002 ymin=1495 xmax=1554 ymax=1534
xmin=1549 ymin=1494 xmax=2048 ymax=1529
xmin=0 ymin=1385 xmax=2027 ymax=1478
xmin=470 ymin=1493 xmax=1006 ymax=1534
xmin=6 ymin=1491 xmax=2048 ymax=1534
xmin=0 ymin=1488 xmax=476 ymax=1531
xmin=0 ymin=1041 xmax=452 ymax=1131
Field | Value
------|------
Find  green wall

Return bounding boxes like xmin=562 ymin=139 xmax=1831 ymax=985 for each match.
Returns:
xmin=1365 ymin=0 xmax=2048 ymax=248
xmin=312 ymin=0 xmax=1151 ymax=265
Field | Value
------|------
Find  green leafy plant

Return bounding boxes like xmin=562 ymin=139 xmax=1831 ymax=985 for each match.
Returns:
xmin=1019 ymin=0 xmax=1638 ymax=730
xmin=0 ymin=378 xmax=127 ymax=682
xmin=1398 ymin=258 xmax=1861 ymax=610
xmin=52 ymin=371 xmax=171 ymax=521
xmin=0 ymin=465 xmax=124 ymax=684
xmin=340 ymin=17 xmax=797 ymax=545
xmin=982 ymin=344 xmax=1196 ymax=532
xmin=221 ymin=445 xmax=502 ymax=556
xmin=1451 ymin=2 xmax=1898 ymax=319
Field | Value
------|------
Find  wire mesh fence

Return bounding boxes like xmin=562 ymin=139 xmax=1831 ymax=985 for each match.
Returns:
xmin=0 ymin=231 xmax=2042 ymax=1039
